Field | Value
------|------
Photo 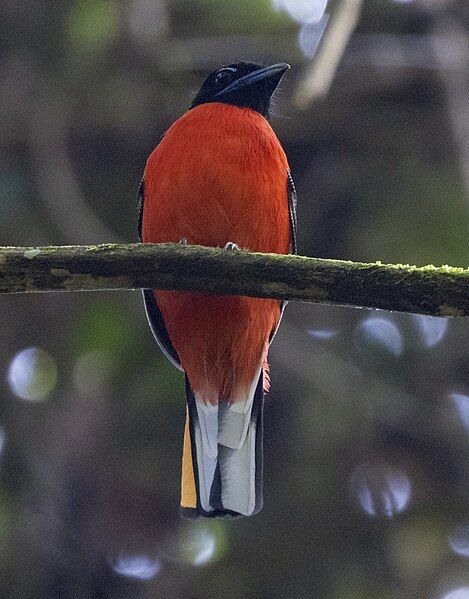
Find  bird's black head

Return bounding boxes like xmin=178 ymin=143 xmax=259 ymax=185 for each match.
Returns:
xmin=190 ymin=61 xmax=290 ymax=118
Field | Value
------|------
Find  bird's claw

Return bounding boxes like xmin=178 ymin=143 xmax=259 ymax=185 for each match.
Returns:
xmin=223 ymin=242 xmax=241 ymax=252
xmin=178 ymin=237 xmax=188 ymax=245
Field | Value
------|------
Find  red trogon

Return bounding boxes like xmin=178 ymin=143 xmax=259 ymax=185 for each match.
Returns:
xmin=138 ymin=62 xmax=297 ymax=517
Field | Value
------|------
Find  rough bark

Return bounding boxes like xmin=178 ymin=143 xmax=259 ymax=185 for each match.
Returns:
xmin=0 ymin=243 xmax=467 ymax=317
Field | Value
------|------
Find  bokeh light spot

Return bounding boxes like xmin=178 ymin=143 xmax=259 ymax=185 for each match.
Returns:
xmin=298 ymin=14 xmax=329 ymax=57
xmin=414 ymin=314 xmax=448 ymax=347
xmin=307 ymin=328 xmax=336 ymax=340
xmin=449 ymin=524 xmax=469 ymax=558
xmin=178 ymin=520 xmax=227 ymax=567
xmin=350 ymin=462 xmax=412 ymax=518
xmin=439 ymin=589 xmax=469 ymax=599
xmin=275 ymin=0 xmax=328 ymax=24
xmin=7 ymin=347 xmax=57 ymax=402
xmin=357 ymin=316 xmax=403 ymax=357
xmin=0 ymin=428 xmax=6 ymax=458
xmin=451 ymin=393 xmax=469 ymax=431
xmin=112 ymin=555 xmax=161 ymax=581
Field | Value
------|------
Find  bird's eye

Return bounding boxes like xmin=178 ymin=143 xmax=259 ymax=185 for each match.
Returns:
xmin=215 ymin=70 xmax=235 ymax=86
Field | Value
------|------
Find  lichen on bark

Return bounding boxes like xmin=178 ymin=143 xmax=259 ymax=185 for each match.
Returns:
xmin=0 ymin=243 xmax=467 ymax=317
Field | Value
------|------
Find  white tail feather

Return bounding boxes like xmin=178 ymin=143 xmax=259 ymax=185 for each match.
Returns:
xmin=218 ymin=362 xmax=262 ymax=450
xmin=218 ymin=416 xmax=257 ymax=516
xmin=189 ymin=365 xmax=263 ymax=516
xmin=194 ymin=395 xmax=218 ymax=512
xmin=194 ymin=395 xmax=218 ymax=458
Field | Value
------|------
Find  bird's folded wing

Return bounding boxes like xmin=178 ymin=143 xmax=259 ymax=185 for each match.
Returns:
xmin=138 ymin=178 xmax=183 ymax=370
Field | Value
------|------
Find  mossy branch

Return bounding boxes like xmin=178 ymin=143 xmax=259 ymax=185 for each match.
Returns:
xmin=0 ymin=243 xmax=468 ymax=317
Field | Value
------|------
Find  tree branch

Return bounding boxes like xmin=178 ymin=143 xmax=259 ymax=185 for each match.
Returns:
xmin=294 ymin=0 xmax=363 ymax=107
xmin=0 ymin=243 xmax=467 ymax=317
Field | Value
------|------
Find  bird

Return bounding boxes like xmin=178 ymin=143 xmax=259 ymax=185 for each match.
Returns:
xmin=138 ymin=61 xmax=297 ymax=517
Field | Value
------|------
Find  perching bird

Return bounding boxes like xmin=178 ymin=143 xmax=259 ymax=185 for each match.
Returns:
xmin=138 ymin=62 xmax=297 ymax=517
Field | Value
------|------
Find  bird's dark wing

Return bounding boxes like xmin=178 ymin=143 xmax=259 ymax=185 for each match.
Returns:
xmin=138 ymin=178 xmax=183 ymax=371
xmin=287 ymin=170 xmax=298 ymax=255
xmin=137 ymin=178 xmax=144 ymax=242
xmin=269 ymin=170 xmax=298 ymax=344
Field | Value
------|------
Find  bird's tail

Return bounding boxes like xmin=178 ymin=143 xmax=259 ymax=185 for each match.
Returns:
xmin=180 ymin=373 xmax=264 ymax=518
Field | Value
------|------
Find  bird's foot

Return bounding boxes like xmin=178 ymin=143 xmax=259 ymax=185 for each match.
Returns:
xmin=178 ymin=237 xmax=188 ymax=245
xmin=223 ymin=242 xmax=241 ymax=252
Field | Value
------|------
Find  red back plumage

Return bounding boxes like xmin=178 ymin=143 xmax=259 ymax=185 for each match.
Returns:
xmin=142 ymin=102 xmax=291 ymax=402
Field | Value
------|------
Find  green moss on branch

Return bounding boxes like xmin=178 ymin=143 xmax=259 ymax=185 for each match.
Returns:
xmin=0 ymin=243 xmax=467 ymax=317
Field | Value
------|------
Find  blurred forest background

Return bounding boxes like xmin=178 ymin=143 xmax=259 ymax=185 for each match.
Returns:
xmin=1 ymin=0 xmax=469 ymax=598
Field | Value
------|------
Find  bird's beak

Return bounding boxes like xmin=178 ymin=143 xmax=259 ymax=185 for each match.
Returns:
xmin=217 ymin=63 xmax=290 ymax=97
